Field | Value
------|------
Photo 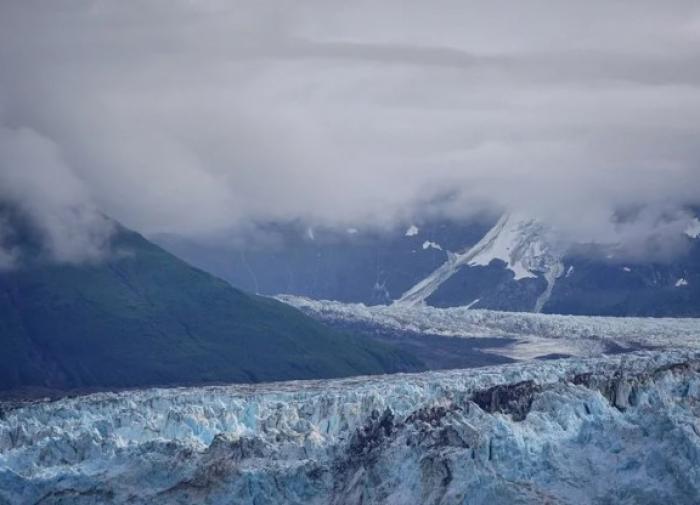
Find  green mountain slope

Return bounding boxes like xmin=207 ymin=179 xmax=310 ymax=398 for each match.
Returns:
xmin=0 ymin=217 xmax=419 ymax=395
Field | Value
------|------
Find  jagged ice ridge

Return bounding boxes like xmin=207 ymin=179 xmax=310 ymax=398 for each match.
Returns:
xmin=1 ymin=350 xmax=699 ymax=504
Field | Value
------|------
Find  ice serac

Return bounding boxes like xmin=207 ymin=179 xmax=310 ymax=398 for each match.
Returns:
xmin=1 ymin=350 xmax=698 ymax=505
xmin=396 ymin=214 xmax=564 ymax=311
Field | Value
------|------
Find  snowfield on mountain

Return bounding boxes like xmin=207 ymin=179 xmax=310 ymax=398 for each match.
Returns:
xmin=397 ymin=214 xmax=564 ymax=309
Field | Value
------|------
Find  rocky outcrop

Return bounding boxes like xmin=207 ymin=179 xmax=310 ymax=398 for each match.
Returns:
xmin=471 ymin=380 xmax=541 ymax=421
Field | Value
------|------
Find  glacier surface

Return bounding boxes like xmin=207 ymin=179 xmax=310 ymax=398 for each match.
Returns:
xmin=1 ymin=350 xmax=700 ymax=505
xmin=278 ymin=295 xmax=700 ymax=360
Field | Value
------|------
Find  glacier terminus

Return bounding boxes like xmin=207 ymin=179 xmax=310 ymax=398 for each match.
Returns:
xmin=1 ymin=349 xmax=699 ymax=505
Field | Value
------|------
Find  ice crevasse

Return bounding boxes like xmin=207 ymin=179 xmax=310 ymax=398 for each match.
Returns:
xmin=0 ymin=350 xmax=699 ymax=505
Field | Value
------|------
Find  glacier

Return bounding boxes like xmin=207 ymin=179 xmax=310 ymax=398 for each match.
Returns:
xmin=278 ymin=295 xmax=700 ymax=361
xmin=1 ymin=349 xmax=699 ymax=505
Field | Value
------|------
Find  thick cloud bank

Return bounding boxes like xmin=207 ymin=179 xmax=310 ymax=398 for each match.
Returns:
xmin=1 ymin=0 xmax=699 ymax=262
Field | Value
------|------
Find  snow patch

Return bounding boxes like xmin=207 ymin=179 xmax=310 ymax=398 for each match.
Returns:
xmin=534 ymin=262 xmax=564 ymax=313
xmin=464 ymin=298 xmax=480 ymax=309
xmin=422 ymin=240 xmax=443 ymax=251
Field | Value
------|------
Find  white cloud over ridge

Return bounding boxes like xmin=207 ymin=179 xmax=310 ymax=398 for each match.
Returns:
xmin=0 ymin=126 xmax=114 ymax=264
xmin=0 ymin=0 xmax=699 ymax=261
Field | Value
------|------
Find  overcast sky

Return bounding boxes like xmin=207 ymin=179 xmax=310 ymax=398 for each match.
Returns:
xmin=1 ymin=0 xmax=700 ymax=264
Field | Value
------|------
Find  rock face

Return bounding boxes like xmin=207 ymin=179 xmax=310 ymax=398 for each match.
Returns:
xmin=153 ymin=217 xmax=493 ymax=306
xmin=471 ymin=380 xmax=541 ymax=421
xmin=1 ymin=350 xmax=699 ymax=505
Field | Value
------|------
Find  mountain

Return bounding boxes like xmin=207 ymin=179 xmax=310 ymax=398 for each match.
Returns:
xmin=397 ymin=214 xmax=565 ymax=312
xmin=399 ymin=213 xmax=700 ymax=316
xmin=3 ymin=349 xmax=698 ymax=505
xmin=155 ymin=212 xmax=700 ymax=317
xmin=0 ymin=209 xmax=418 ymax=395
xmin=153 ymin=216 xmax=494 ymax=304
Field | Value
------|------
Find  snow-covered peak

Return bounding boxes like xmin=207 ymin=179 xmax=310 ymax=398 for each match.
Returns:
xmin=466 ymin=214 xmax=562 ymax=281
xmin=396 ymin=214 xmax=564 ymax=310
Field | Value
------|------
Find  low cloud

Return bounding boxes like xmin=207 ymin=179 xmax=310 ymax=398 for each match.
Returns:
xmin=0 ymin=0 xmax=699 ymax=262
xmin=0 ymin=215 xmax=18 ymax=270
xmin=0 ymin=126 xmax=113 ymax=265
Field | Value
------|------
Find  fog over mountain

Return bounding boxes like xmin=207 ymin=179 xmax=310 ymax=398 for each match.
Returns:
xmin=1 ymin=0 xmax=700 ymax=265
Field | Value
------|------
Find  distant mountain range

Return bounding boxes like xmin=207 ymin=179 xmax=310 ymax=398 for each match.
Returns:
xmin=156 ymin=211 xmax=700 ymax=317
xmin=0 ymin=207 xmax=418 ymax=396
xmin=154 ymin=217 xmax=495 ymax=305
